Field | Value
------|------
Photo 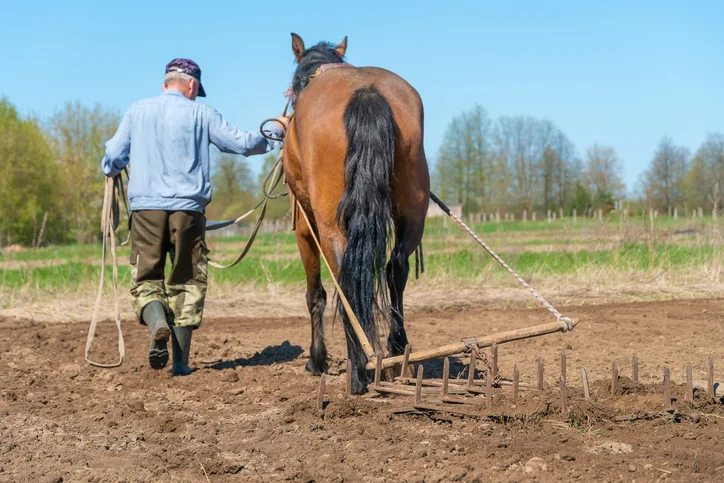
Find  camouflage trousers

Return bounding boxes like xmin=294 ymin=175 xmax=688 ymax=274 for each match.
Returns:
xmin=129 ymin=210 xmax=209 ymax=329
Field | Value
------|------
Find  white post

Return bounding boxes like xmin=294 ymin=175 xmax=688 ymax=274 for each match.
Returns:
xmin=523 ymin=210 xmax=527 ymax=222
xmin=532 ymin=211 xmax=537 ymax=222
xmin=674 ymin=207 xmax=678 ymax=220
xmin=573 ymin=209 xmax=577 ymax=223
xmin=547 ymin=209 xmax=551 ymax=223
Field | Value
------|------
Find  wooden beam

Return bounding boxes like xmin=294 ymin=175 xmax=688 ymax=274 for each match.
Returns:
xmin=366 ymin=318 xmax=579 ymax=371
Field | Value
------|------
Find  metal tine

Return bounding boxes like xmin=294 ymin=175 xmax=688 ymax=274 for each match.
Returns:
xmin=317 ymin=373 xmax=326 ymax=411
xmin=415 ymin=365 xmax=424 ymax=403
xmin=346 ymin=359 xmax=352 ymax=397
xmin=611 ymin=362 xmax=618 ymax=396
xmin=468 ymin=349 xmax=477 ymax=388
xmin=491 ymin=343 xmax=499 ymax=378
xmin=632 ymin=354 xmax=639 ymax=385
xmin=560 ymin=375 xmax=568 ymax=418
xmin=400 ymin=344 xmax=411 ymax=378
xmin=374 ymin=354 xmax=383 ymax=387
xmin=581 ymin=368 xmax=591 ymax=400
xmin=537 ymin=357 xmax=545 ymax=390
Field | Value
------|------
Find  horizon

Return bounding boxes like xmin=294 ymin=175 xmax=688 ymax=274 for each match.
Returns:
xmin=2 ymin=1 xmax=722 ymax=193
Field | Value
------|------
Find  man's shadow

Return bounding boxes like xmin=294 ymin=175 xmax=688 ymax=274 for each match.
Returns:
xmin=203 ymin=340 xmax=304 ymax=370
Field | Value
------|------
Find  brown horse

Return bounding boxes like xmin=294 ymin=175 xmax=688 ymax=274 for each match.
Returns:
xmin=282 ymin=33 xmax=429 ymax=394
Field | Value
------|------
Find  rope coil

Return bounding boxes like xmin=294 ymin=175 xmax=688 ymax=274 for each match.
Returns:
xmin=85 ymin=173 xmax=128 ymax=367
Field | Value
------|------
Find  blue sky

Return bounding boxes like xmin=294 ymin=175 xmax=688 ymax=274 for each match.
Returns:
xmin=2 ymin=1 xmax=722 ymax=191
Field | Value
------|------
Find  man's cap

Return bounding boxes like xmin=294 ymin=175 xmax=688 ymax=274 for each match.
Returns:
xmin=165 ymin=58 xmax=206 ymax=97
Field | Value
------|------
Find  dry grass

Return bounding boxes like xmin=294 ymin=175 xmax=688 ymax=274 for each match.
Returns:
xmin=4 ymin=214 xmax=724 ymax=323
xmin=4 ymin=264 xmax=724 ymax=324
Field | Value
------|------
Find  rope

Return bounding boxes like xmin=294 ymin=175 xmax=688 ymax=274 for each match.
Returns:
xmin=429 ymin=192 xmax=574 ymax=332
xmin=206 ymin=156 xmax=287 ymax=269
xmin=85 ymin=174 xmax=127 ymax=367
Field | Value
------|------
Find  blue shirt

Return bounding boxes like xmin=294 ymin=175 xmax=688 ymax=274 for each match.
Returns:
xmin=101 ymin=89 xmax=282 ymax=213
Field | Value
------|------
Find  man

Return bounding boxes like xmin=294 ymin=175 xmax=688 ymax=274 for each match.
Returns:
xmin=101 ymin=58 xmax=287 ymax=375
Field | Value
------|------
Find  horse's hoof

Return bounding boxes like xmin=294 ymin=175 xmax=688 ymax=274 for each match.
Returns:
xmin=305 ymin=358 xmax=328 ymax=376
xmin=350 ymin=381 xmax=369 ymax=395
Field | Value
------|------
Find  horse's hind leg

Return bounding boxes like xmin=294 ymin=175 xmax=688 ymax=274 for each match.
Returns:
xmin=295 ymin=218 xmax=328 ymax=375
xmin=386 ymin=228 xmax=412 ymax=358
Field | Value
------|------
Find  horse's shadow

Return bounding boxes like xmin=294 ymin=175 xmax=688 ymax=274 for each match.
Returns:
xmin=203 ymin=340 xmax=304 ymax=371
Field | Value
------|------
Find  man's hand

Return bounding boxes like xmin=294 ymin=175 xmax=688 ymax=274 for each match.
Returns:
xmin=275 ymin=115 xmax=290 ymax=131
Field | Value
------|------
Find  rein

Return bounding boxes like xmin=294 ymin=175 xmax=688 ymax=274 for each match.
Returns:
xmin=85 ymin=170 xmax=129 ymax=367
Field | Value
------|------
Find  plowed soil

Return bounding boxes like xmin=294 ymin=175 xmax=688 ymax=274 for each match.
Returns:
xmin=1 ymin=299 xmax=724 ymax=482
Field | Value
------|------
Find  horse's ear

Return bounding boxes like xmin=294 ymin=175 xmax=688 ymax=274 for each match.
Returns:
xmin=291 ymin=33 xmax=305 ymax=62
xmin=334 ymin=36 xmax=348 ymax=58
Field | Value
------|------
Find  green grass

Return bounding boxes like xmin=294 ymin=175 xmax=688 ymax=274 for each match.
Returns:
xmin=2 ymin=242 xmax=721 ymax=291
xmin=1 ymin=214 xmax=721 ymax=292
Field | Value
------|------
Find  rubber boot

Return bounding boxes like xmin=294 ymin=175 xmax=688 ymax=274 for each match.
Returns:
xmin=143 ymin=302 xmax=170 ymax=369
xmin=171 ymin=326 xmax=193 ymax=376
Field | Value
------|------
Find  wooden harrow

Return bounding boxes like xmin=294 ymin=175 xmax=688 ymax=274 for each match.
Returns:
xmin=316 ymin=351 xmax=720 ymax=420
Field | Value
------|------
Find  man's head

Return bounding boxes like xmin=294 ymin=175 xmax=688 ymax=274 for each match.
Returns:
xmin=163 ymin=58 xmax=206 ymax=100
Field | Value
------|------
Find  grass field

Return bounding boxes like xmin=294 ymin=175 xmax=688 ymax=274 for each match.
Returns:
xmin=2 ymin=213 xmax=723 ymax=296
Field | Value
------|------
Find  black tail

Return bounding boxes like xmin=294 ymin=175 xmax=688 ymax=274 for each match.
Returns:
xmin=337 ymin=86 xmax=395 ymax=357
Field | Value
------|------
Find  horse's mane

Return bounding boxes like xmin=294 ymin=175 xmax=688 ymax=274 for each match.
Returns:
xmin=292 ymin=42 xmax=346 ymax=96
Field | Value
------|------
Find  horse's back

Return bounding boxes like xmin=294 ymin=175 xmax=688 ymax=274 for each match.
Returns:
xmin=297 ymin=66 xmax=423 ymax=138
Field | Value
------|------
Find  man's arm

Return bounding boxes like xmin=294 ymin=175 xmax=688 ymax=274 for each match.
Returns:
xmin=208 ymin=108 xmax=283 ymax=156
xmin=101 ymin=106 xmax=132 ymax=177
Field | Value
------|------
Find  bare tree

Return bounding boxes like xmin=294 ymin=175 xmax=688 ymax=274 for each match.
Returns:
xmin=686 ymin=132 xmax=724 ymax=211
xmin=433 ymin=105 xmax=493 ymax=214
xmin=495 ymin=115 xmax=539 ymax=212
xmin=583 ymin=143 xmax=625 ymax=208
xmin=642 ymin=136 xmax=689 ymax=213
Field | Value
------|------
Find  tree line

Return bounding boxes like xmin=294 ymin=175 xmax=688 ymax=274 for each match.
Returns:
xmin=2 ymin=95 xmax=723 ymax=246
xmin=434 ymin=104 xmax=724 ymax=218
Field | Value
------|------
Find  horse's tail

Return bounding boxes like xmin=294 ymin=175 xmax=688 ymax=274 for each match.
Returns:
xmin=336 ymin=86 xmax=395 ymax=357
